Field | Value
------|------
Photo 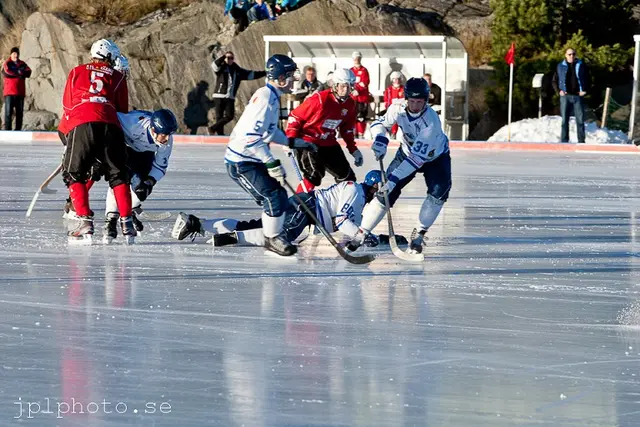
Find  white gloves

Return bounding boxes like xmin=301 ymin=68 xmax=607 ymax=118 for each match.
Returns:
xmin=288 ymin=137 xmax=318 ymax=153
xmin=351 ymin=149 xmax=363 ymax=167
xmin=372 ymin=135 xmax=389 ymax=160
xmin=266 ymin=160 xmax=286 ymax=185
xmin=378 ymin=178 xmax=397 ymax=195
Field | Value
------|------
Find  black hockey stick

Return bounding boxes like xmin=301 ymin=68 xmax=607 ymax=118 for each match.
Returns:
xmin=26 ymin=163 xmax=63 ymax=218
xmin=283 ymin=181 xmax=375 ymax=265
xmin=378 ymin=159 xmax=424 ymax=262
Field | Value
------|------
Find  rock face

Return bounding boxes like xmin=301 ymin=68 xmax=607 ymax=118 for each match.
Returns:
xmin=17 ymin=0 xmax=493 ymax=133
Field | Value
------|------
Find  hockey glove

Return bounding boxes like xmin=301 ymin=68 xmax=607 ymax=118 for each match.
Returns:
xmin=289 ymin=137 xmax=318 ymax=153
xmin=134 ymin=177 xmax=156 ymax=202
xmin=346 ymin=229 xmax=367 ymax=251
xmin=372 ymin=135 xmax=389 ymax=160
xmin=378 ymin=176 xmax=398 ymax=195
xmin=266 ymin=159 xmax=286 ymax=185
xmin=351 ymin=149 xmax=364 ymax=167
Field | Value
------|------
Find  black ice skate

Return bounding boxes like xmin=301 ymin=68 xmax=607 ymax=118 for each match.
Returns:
xmin=102 ymin=212 xmax=119 ymax=244
xmin=409 ymin=228 xmax=428 ymax=254
xmin=212 ymin=232 xmax=238 ymax=247
xmin=264 ymin=234 xmax=297 ymax=257
xmin=172 ymin=212 xmax=205 ymax=241
xmin=132 ymin=208 xmax=144 ymax=233
xmin=120 ymin=216 xmax=137 ymax=245
xmin=67 ymin=215 xmax=94 ymax=245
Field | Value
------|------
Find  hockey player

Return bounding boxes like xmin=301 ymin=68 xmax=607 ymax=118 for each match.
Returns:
xmin=350 ymin=51 xmax=371 ymax=138
xmin=170 ymin=171 xmax=407 ymax=249
xmin=223 ymin=54 xmax=317 ymax=257
xmin=103 ymin=108 xmax=178 ymax=243
xmin=286 ymin=68 xmax=362 ymax=193
xmin=347 ymin=77 xmax=452 ymax=254
xmin=59 ymin=39 xmax=133 ymax=243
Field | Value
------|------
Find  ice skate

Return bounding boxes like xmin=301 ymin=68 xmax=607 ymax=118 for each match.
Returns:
xmin=172 ymin=212 xmax=205 ymax=241
xmin=67 ymin=215 xmax=94 ymax=245
xmin=102 ymin=212 xmax=119 ymax=244
xmin=120 ymin=216 xmax=137 ymax=245
xmin=212 ymin=232 xmax=238 ymax=247
xmin=408 ymin=228 xmax=427 ymax=254
xmin=132 ymin=207 xmax=144 ymax=234
xmin=264 ymin=233 xmax=297 ymax=257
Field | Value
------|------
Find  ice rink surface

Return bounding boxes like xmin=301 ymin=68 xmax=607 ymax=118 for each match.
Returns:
xmin=1 ymin=142 xmax=640 ymax=426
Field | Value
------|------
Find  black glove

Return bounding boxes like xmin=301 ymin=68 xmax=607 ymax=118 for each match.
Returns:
xmin=134 ymin=177 xmax=156 ymax=202
xmin=379 ymin=234 xmax=408 ymax=245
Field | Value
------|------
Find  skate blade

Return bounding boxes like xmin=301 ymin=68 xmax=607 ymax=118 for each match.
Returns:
xmin=68 ymin=235 xmax=93 ymax=245
xmin=264 ymin=248 xmax=298 ymax=260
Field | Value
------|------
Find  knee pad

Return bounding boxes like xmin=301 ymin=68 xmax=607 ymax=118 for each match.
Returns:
xmin=264 ymin=187 xmax=289 ymax=217
xmin=429 ymin=184 xmax=451 ymax=203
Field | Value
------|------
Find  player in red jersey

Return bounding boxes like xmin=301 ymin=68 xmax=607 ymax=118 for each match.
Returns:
xmin=59 ymin=39 xmax=134 ymax=244
xmin=285 ymin=68 xmax=363 ymax=193
xmin=350 ymin=51 xmax=371 ymax=138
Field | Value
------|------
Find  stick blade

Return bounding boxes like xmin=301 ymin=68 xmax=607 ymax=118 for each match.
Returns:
xmin=391 ymin=246 xmax=424 ymax=262
xmin=342 ymin=251 xmax=377 ymax=264
xmin=40 ymin=186 xmax=58 ymax=194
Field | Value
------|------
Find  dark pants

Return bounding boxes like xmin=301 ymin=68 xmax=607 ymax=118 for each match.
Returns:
xmin=4 ymin=95 xmax=24 ymax=130
xmin=560 ymin=94 xmax=585 ymax=143
xmin=209 ymin=98 xmax=235 ymax=135
xmin=62 ymin=122 xmax=129 ymax=188
xmin=295 ymin=144 xmax=357 ymax=187
xmin=381 ymin=149 xmax=452 ymax=207
xmin=244 ymin=192 xmax=316 ymax=242
xmin=126 ymin=147 xmax=155 ymax=177
xmin=226 ymin=161 xmax=289 ymax=217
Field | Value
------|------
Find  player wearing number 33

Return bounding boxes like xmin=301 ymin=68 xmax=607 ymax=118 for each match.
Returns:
xmin=58 ymin=39 xmax=134 ymax=244
xmin=224 ymin=54 xmax=317 ymax=257
xmin=347 ymin=77 xmax=452 ymax=255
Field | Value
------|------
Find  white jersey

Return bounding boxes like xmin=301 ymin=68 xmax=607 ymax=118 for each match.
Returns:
xmin=225 ymin=84 xmax=288 ymax=164
xmin=314 ymin=181 xmax=365 ymax=238
xmin=117 ymin=111 xmax=173 ymax=183
xmin=370 ymin=102 xmax=449 ymax=171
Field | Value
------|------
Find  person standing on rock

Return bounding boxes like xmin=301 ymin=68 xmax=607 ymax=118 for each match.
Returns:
xmin=208 ymin=51 xmax=267 ymax=135
xmin=2 ymin=47 xmax=31 ymax=131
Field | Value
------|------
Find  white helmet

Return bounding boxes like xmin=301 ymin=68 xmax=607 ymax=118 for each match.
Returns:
xmin=331 ymin=68 xmax=356 ymax=102
xmin=390 ymin=71 xmax=403 ymax=81
xmin=352 ymin=51 xmax=363 ymax=59
xmin=90 ymin=39 xmax=121 ymax=65
xmin=113 ymin=55 xmax=130 ymax=77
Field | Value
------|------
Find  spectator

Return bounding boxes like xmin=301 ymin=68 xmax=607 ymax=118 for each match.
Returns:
xmin=423 ymin=73 xmax=442 ymax=112
xmin=208 ymin=51 xmax=267 ymax=135
xmin=350 ymin=51 xmax=371 ymax=138
xmin=552 ymin=47 xmax=589 ymax=143
xmin=224 ymin=0 xmax=252 ymax=33
xmin=293 ymin=66 xmax=325 ymax=102
xmin=248 ymin=0 xmax=275 ymax=24
xmin=275 ymin=0 xmax=299 ymax=15
xmin=184 ymin=81 xmax=214 ymax=135
xmin=2 ymin=47 xmax=31 ymax=131
xmin=384 ymin=71 xmax=404 ymax=137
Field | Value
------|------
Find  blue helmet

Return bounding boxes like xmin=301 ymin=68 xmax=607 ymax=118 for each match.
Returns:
xmin=150 ymin=109 xmax=178 ymax=135
xmin=404 ymin=77 xmax=430 ymax=100
xmin=265 ymin=54 xmax=297 ymax=81
xmin=364 ymin=170 xmax=383 ymax=187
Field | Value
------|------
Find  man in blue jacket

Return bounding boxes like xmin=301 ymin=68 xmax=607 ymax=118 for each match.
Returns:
xmin=552 ymin=48 xmax=590 ymax=143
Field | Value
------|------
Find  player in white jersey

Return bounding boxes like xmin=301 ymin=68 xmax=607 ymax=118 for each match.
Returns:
xmin=347 ymin=77 xmax=452 ymax=254
xmin=102 ymin=108 xmax=178 ymax=243
xmin=170 ymin=171 xmax=407 ymax=249
xmin=222 ymin=54 xmax=317 ymax=257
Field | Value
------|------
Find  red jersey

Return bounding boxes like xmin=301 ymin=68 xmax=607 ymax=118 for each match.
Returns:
xmin=59 ymin=61 xmax=128 ymax=134
xmin=350 ymin=65 xmax=370 ymax=103
xmin=384 ymin=85 xmax=404 ymax=108
xmin=285 ymin=89 xmax=357 ymax=153
xmin=2 ymin=59 xmax=31 ymax=96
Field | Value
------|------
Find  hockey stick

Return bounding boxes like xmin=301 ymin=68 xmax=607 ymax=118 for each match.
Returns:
xmin=378 ymin=159 xmax=424 ymax=262
xmin=285 ymin=149 xmax=308 ymax=192
xmin=136 ymin=209 xmax=172 ymax=221
xmin=25 ymin=163 xmax=63 ymax=218
xmin=283 ymin=181 xmax=375 ymax=265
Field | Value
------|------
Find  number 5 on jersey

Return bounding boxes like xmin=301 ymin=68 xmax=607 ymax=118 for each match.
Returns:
xmin=90 ymin=71 xmax=105 ymax=94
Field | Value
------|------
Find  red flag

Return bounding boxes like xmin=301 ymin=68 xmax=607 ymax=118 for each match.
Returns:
xmin=504 ymin=42 xmax=515 ymax=65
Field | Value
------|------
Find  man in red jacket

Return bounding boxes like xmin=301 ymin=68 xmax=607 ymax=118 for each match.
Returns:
xmin=383 ymin=71 xmax=404 ymax=137
xmin=286 ymin=68 xmax=363 ymax=193
xmin=350 ymin=51 xmax=370 ymax=138
xmin=59 ymin=39 xmax=134 ymax=244
xmin=2 ymin=47 xmax=31 ymax=130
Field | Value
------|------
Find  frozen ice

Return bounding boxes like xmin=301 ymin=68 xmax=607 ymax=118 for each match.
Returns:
xmin=1 ymin=143 xmax=640 ymax=426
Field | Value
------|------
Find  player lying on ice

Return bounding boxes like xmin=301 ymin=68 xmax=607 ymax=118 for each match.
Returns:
xmin=170 ymin=170 xmax=408 ymax=250
xmin=346 ymin=77 xmax=452 ymax=255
